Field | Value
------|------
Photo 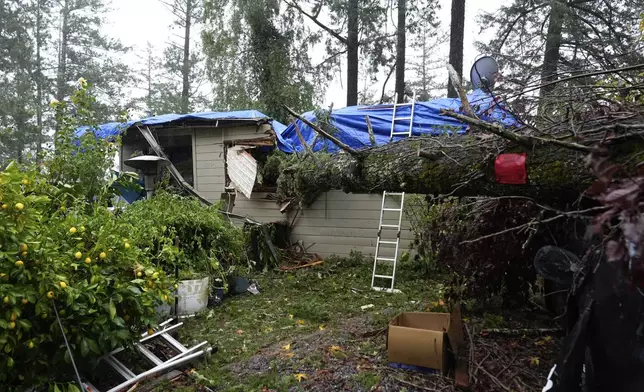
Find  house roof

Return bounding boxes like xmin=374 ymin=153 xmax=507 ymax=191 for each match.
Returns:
xmin=75 ymin=110 xmax=288 ymax=141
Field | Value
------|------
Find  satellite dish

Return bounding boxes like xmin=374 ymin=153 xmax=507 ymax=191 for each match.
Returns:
xmin=470 ymin=56 xmax=499 ymax=91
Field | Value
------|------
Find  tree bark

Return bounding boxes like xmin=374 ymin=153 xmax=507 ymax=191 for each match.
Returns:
xmin=35 ymin=0 xmax=43 ymax=160
xmin=181 ymin=0 xmax=192 ymax=114
xmin=273 ymin=134 xmax=637 ymax=206
xmin=538 ymin=1 xmax=565 ymax=115
xmin=447 ymin=0 xmax=465 ymax=99
xmin=395 ymin=0 xmax=406 ymax=104
xmin=56 ymin=0 xmax=69 ymax=102
xmin=347 ymin=0 xmax=359 ymax=107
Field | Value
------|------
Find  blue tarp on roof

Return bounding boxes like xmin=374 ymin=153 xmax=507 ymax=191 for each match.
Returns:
xmin=76 ymin=110 xmax=287 ymax=140
xmin=277 ymin=89 xmax=521 ymax=154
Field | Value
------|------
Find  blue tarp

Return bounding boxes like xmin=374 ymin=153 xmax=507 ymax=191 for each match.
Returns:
xmin=76 ymin=110 xmax=287 ymax=140
xmin=277 ymin=89 xmax=521 ymax=154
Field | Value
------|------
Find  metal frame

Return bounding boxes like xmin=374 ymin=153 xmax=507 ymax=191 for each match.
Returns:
xmin=371 ymin=191 xmax=405 ymax=294
xmin=86 ymin=319 xmax=212 ymax=392
xmin=389 ymin=91 xmax=417 ymax=140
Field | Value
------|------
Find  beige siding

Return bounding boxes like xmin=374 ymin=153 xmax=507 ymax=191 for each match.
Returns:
xmin=231 ymin=192 xmax=288 ymax=224
xmin=287 ymin=191 xmax=415 ymax=259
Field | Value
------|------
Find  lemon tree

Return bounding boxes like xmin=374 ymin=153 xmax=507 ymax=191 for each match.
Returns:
xmin=0 ymin=162 xmax=174 ymax=389
xmin=0 ymin=83 xmax=174 ymax=390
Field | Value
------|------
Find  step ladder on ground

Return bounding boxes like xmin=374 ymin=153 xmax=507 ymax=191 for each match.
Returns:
xmin=370 ymin=191 xmax=406 ymax=294
xmin=83 ymin=319 xmax=212 ymax=392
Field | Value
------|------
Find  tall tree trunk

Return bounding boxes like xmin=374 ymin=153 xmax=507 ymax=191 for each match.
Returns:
xmin=447 ymin=0 xmax=465 ymax=98
xmin=181 ymin=0 xmax=192 ymax=114
xmin=146 ymin=42 xmax=153 ymax=115
xmin=35 ymin=0 xmax=43 ymax=160
xmin=346 ymin=0 xmax=359 ymax=107
xmin=538 ymin=1 xmax=564 ymax=115
xmin=56 ymin=0 xmax=69 ymax=102
xmin=395 ymin=0 xmax=406 ymax=104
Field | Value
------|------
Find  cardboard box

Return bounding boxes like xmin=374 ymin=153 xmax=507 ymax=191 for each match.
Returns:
xmin=387 ymin=312 xmax=452 ymax=374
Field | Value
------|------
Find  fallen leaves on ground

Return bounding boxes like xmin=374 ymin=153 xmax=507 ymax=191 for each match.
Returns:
xmin=235 ymin=329 xmax=244 ymax=335
xmin=296 ymin=319 xmax=306 ymax=326
xmin=282 ymin=343 xmax=291 ymax=351
xmin=529 ymin=356 xmax=540 ymax=366
xmin=329 ymin=345 xmax=343 ymax=352
xmin=294 ymin=373 xmax=308 ymax=382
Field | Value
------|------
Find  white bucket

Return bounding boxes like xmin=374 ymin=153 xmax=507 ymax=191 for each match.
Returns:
xmin=175 ymin=276 xmax=210 ymax=316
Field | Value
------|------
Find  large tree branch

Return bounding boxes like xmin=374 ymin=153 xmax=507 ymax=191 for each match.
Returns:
xmin=284 ymin=0 xmax=348 ymax=45
xmin=440 ymin=110 xmax=593 ymax=153
xmin=283 ymin=106 xmax=360 ymax=157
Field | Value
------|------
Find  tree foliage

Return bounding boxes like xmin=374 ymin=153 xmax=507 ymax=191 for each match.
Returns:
xmin=202 ymin=0 xmax=315 ymax=123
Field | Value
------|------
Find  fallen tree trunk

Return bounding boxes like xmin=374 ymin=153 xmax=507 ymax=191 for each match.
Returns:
xmin=272 ymin=132 xmax=642 ymax=206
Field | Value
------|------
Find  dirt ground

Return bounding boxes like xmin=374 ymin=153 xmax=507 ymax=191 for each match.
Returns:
xmin=119 ymin=258 xmax=561 ymax=392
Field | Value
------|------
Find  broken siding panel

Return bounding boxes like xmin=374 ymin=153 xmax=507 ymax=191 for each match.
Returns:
xmin=230 ymin=192 xmax=287 ymax=224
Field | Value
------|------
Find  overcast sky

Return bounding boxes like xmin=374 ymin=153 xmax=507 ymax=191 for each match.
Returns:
xmin=105 ymin=0 xmax=503 ymax=111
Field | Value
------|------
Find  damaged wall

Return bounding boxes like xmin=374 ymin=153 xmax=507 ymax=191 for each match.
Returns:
xmin=192 ymin=124 xmax=416 ymax=259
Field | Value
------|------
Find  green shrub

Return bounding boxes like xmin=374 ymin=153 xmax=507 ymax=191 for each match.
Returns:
xmin=122 ymin=192 xmax=246 ymax=282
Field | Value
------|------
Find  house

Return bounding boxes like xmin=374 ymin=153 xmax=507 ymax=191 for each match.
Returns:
xmin=79 ymin=110 xmax=415 ymax=259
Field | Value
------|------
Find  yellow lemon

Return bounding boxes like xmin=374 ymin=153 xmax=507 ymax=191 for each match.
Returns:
xmin=137 ymin=271 xmax=142 ymax=277
xmin=59 ymin=281 xmax=67 ymax=289
xmin=46 ymin=291 xmax=54 ymax=299
xmin=28 ymin=341 xmax=34 ymax=349
xmin=69 ymin=227 xmax=77 ymax=234
xmin=152 ymin=272 xmax=159 ymax=279
xmin=8 ymin=321 xmax=15 ymax=329
xmin=124 ymin=243 xmax=131 ymax=249
xmin=21 ymin=298 xmax=28 ymax=305
xmin=14 ymin=260 xmax=24 ymax=268
xmin=10 ymin=312 xmax=17 ymax=322
xmin=164 ymin=295 xmax=169 ymax=301
xmin=21 ymin=179 xmax=29 ymax=185
xmin=99 ymin=252 xmax=107 ymax=259
xmin=174 ymin=284 xmax=179 ymax=289
xmin=84 ymin=257 xmax=91 ymax=264
xmin=3 ymin=296 xmax=10 ymax=304
xmin=1 ymin=204 xmax=7 ymax=209
xmin=19 ymin=243 xmax=27 ymax=252
xmin=80 ymin=226 xmax=85 ymax=232
xmin=74 ymin=251 xmax=82 ymax=260
xmin=14 ymin=203 xmax=24 ymax=211
xmin=147 ymin=328 xmax=154 ymax=336
xmin=21 ymin=251 xmax=27 ymax=257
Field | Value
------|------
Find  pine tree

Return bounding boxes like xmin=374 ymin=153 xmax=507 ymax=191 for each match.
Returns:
xmin=53 ymin=0 xmax=132 ymax=123
xmin=477 ymin=0 xmax=644 ymax=104
xmin=448 ymin=0 xmax=465 ymax=98
xmin=202 ymin=0 xmax=315 ymax=123
xmin=159 ymin=0 xmax=206 ymax=114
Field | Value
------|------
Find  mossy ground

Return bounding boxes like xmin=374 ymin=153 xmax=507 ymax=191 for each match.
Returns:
xmin=152 ymin=256 xmax=448 ymax=392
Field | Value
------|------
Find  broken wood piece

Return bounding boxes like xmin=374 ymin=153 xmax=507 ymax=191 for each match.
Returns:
xmin=294 ymin=121 xmax=313 ymax=156
xmin=279 ymin=259 xmax=324 ymax=271
xmin=365 ymin=115 xmax=376 ymax=146
xmin=479 ymin=328 xmax=563 ymax=336
xmin=447 ymin=63 xmax=476 ymax=118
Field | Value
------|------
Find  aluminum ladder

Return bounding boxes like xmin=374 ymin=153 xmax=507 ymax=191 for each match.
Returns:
xmin=389 ymin=91 xmax=417 ymax=140
xmin=371 ymin=191 xmax=405 ymax=293
xmin=85 ymin=319 xmax=212 ymax=392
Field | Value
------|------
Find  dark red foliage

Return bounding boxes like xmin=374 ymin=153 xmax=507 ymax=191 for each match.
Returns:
xmin=586 ymin=149 xmax=644 ymax=286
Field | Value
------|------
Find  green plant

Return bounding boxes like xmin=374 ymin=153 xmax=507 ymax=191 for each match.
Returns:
xmin=0 ymin=163 xmax=173 ymax=390
xmin=122 ymin=192 xmax=246 ymax=283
